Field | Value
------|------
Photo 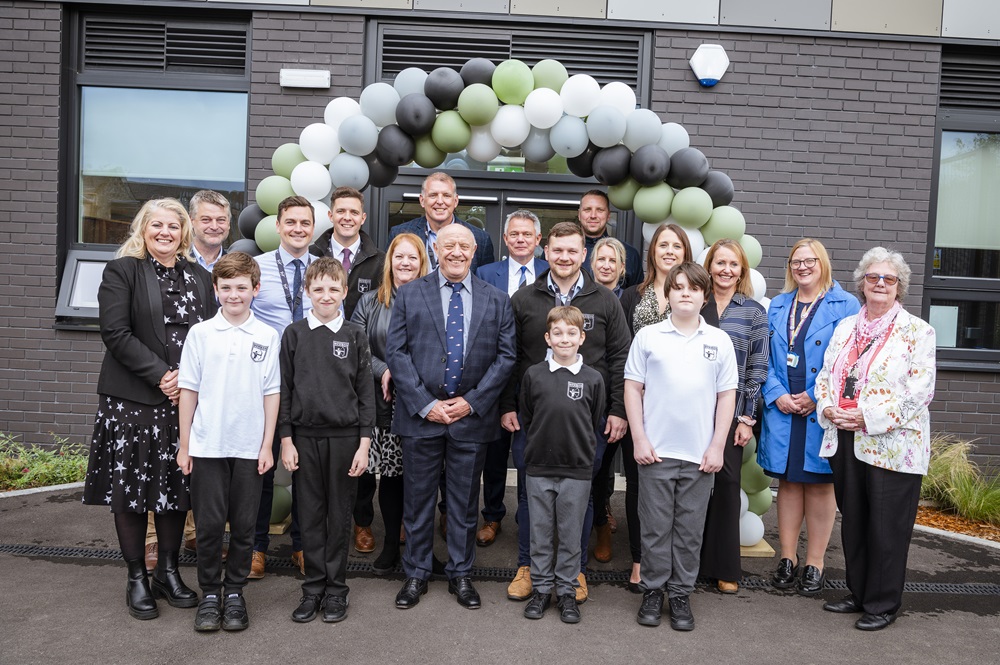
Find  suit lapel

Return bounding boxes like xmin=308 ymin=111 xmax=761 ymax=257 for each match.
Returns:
xmin=140 ymin=259 xmax=167 ymax=346
xmin=419 ymin=274 xmax=448 ymax=349
xmin=466 ymin=277 xmax=489 ymax=347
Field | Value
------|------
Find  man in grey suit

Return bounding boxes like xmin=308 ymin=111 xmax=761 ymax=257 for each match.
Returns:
xmin=473 ymin=210 xmax=548 ymax=547
xmin=386 ymin=224 xmax=516 ymax=611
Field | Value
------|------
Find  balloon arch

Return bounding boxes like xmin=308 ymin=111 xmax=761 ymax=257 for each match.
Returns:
xmin=237 ymin=57 xmax=774 ymax=544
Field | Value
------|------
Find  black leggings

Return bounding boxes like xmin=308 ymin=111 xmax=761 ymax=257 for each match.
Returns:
xmin=617 ymin=430 xmax=641 ymax=564
xmin=374 ymin=475 xmax=404 ymax=567
xmin=114 ymin=510 xmax=186 ymax=561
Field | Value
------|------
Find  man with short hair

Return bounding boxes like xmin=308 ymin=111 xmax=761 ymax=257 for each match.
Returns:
xmin=189 ymin=190 xmax=232 ymax=271
xmin=578 ymin=189 xmax=643 ymax=289
xmin=313 ymin=186 xmax=385 ymax=555
xmin=472 ymin=210 xmax=549 ymax=546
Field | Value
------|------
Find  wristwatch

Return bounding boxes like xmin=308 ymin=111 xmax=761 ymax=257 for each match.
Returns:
xmin=737 ymin=415 xmax=756 ymax=427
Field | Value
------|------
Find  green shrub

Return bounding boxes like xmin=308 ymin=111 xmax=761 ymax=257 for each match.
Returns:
xmin=0 ymin=433 xmax=89 ymax=491
xmin=923 ymin=433 xmax=1000 ymax=526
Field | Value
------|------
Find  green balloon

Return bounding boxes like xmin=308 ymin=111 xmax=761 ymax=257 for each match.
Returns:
xmin=740 ymin=459 xmax=771 ymax=494
xmin=742 ymin=435 xmax=758 ymax=464
xmin=548 ymin=154 xmax=569 ymax=174
xmin=632 ymin=183 xmax=675 ymax=223
xmin=271 ymin=484 xmax=292 ymax=524
xmin=255 ymin=175 xmax=295 ymax=216
xmin=608 ymin=177 xmax=641 ymax=211
xmin=532 ymin=59 xmax=569 ymax=92
xmin=271 ymin=143 xmax=307 ymax=180
xmin=747 ymin=487 xmax=773 ymax=516
xmin=492 ymin=59 xmax=534 ymax=105
xmin=457 ymin=83 xmax=499 ymax=126
xmin=413 ymin=134 xmax=446 ymax=169
xmin=740 ymin=233 xmax=763 ymax=269
xmin=670 ymin=187 xmax=714 ymax=229
xmin=701 ymin=205 xmax=747 ymax=245
xmin=254 ymin=215 xmax=280 ymax=253
xmin=431 ymin=110 xmax=472 ymax=153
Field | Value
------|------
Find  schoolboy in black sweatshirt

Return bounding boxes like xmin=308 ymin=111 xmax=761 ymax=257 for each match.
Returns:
xmin=279 ymin=257 xmax=375 ymax=625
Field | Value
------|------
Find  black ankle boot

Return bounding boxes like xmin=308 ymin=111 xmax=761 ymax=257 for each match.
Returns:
xmin=371 ymin=547 xmax=400 ymax=576
xmin=151 ymin=550 xmax=199 ymax=608
xmin=126 ymin=558 xmax=159 ymax=620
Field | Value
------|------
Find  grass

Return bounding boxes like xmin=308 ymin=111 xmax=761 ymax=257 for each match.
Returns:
xmin=0 ymin=433 xmax=89 ymax=492
xmin=922 ymin=433 xmax=1000 ymax=526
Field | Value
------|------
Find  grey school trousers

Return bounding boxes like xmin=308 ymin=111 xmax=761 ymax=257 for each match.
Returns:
xmin=526 ymin=474 xmax=591 ymax=597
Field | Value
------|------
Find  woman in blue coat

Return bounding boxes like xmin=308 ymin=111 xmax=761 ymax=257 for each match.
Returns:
xmin=760 ymin=239 xmax=860 ymax=596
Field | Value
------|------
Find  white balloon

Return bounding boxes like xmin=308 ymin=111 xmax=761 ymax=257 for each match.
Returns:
xmin=310 ymin=200 xmax=332 ymax=240
xmin=359 ymin=82 xmax=401 ymax=128
xmin=658 ymin=122 xmax=690 ymax=156
xmin=682 ymin=225 xmax=706 ymax=259
xmin=338 ymin=114 xmax=379 ymax=157
xmin=323 ymin=97 xmax=361 ymax=129
xmin=466 ymin=125 xmax=502 ymax=163
xmin=586 ymin=105 xmax=627 ymax=148
xmin=740 ymin=489 xmax=749 ymax=518
xmin=393 ymin=67 xmax=428 ymax=99
xmin=750 ymin=269 xmax=767 ymax=300
xmin=642 ymin=222 xmax=662 ymax=245
xmin=560 ymin=74 xmax=601 ymax=118
xmin=299 ymin=123 xmax=341 ymax=165
xmin=696 ymin=247 xmax=710 ymax=265
xmin=490 ymin=104 xmax=531 ymax=148
xmin=599 ymin=81 xmax=637 ymax=116
xmin=739 ymin=512 xmax=765 ymax=547
xmin=759 ymin=296 xmax=772 ymax=312
xmin=523 ymin=87 xmax=564 ymax=130
xmin=290 ymin=161 xmax=333 ymax=201
xmin=624 ymin=109 xmax=664 ymax=152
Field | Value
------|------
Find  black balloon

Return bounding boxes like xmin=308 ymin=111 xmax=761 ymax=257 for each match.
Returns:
xmin=364 ymin=152 xmax=399 ymax=188
xmin=567 ymin=142 xmax=599 ymax=179
xmin=395 ymin=94 xmax=437 ymax=137
xmin=237 ymin=204 xmax=266 ymax=240
xmin=666 ymin=147 xmax=710 ymax=189
xmin=700 ymin=170 xmax=735 ymax=208
xmin=460 ymin=58 xmax=496 ymax=87
xmin=592 ymin=145 xmax=632 ymax=186
xmin=228 ymin=238 xmax=263 ymax=257
xmin=629 ymin=144 xmax=671 ymax=186
xmin=376 ymin=124 xmax=415 ymax=167
xmin=424 ymin=67 xmax=465 ymax=111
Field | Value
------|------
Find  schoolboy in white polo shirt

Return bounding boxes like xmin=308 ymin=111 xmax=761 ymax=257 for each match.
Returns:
xmin=177 ymin=252 xmax=281 ymax=633
xmin=624 ymin=262 xmax=737 ymax=632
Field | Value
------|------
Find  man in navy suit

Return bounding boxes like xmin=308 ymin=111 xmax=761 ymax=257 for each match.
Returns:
xmin=473 ymin=210 xmax=548 ymax=547
xmin=386 ymin=172 xmax=495 ymax=273
xmin=386 ymin=224 xmax=516 ymax=611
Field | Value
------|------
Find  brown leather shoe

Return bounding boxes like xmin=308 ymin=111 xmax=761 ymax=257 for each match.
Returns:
xmin=248 ymin=551 xmax=266 ymax=580
xmin=576 ymin=573 xmax=589 ymax=604
xmin=399 ymin=524 xmax=406 ymax=545
xmin=606 ymin=505 xmax=618 ymax=534
xmin=354 ymin=525 xmax=376 ymax=553
xmin=476 ymin=521 xmax=501 ymax=547
xmin=144 ymin=542 xmax=158 ymax=573
xmin=507 ymin=566 xmax=532 ymax=601
xmin=290 ymin=550 xmax=305 ymax=575
xmin=718 ymin=580 xmax=739 ymax=594
xmin=183 ymin=537 xmax=197 ymax=555
xmin=593 ymin=523 xmax=613 ymax=563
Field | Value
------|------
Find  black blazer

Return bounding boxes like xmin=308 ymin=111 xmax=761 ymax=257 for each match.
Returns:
xmin=96 ymin=256 xmax=216 ymax=405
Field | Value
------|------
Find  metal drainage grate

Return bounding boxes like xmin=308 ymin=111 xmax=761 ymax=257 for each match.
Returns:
xmin=3 ymin=544 xmax=999 ymax=596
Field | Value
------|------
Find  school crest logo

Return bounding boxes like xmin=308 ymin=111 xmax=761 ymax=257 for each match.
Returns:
xmin=357 ymin=278 xmax=371 ymax=293
xmin=567 ymin=382 xmax=584 ymax=401
xmin=582 ymin=313 xmax=595 ymax=331
xmin=703 ymin=345 xmax=718 ymax=361
xmin=250 ymin=343 xmax=268 ymax=362
xmin=332 ymin=341 xmax=349 ymax=359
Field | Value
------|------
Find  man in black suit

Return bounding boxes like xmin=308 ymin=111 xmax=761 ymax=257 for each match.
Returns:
xmin=386 ymin=224 xmax=516 ymax=610
xmin=579 ymin=189 xmax=643 ymax=289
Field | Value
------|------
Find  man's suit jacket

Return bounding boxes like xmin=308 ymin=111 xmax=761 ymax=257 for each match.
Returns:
xmin=387 ymin=216 xmax=495 ymax=274
xmin=385 ymin=270 xmax=516 ymax=442
xmin=475 ymin=258 xmax=549 ymax=295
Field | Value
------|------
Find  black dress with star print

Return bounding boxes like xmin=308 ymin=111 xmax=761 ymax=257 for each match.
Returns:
xmin=83 ymin=258 xmax=206 ymax=513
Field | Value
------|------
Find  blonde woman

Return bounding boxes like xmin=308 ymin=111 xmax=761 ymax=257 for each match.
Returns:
xmin=590 ymin=236 xmax=627 ymax=296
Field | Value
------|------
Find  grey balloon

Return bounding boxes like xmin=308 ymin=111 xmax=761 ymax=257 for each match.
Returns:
xmin=521 ymin=126 xmax=556 ymax=163
xmin=460 ymin=58 xmax=496 ymax=87
xmin=329 ymin=153 xmax=371 ymax=190
xmin=623 ymin=109 xmax=663 ymax=152
xmin=393 ymin=67 xmax=428 ymax=99
xmin=424 ymin=67 xmax=465 ymax=111
xmin=549 ymin=115 xmax=590 ymax=158
xmin=701 ymin=170 xmax=735 ymax=208
xmin=376 ymin=124 xmax=415 ymax=167
xmin=665 ymin=147 xmax=710 ymax=189
xmin=229 ymin=238 xmax=263 ymax=257
xmin=395 ymin=94 xmax=437 ymax=137
xmin=629 ymin=144 xmax=671 ymax=186
xmin=592 ymin=145 xmax=632 ymax=186
xmin=338 ymin=114 xmax=379 ymax=157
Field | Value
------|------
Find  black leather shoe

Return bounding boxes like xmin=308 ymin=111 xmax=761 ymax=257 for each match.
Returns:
xmin=824 ymin=595 xmax=863 ymax=614
xmin=448 ymin=576 xmax=481 ymax=609
xmin=222 ymin=594 xmax=249 ymax=631
xmin=371 ymin=549 xmax=400 ymax=576
xmin=627 ymin=581 xmax=642 ymax=594
xmin=557 ymin=594 xmax=581 ymax=624
xmin=125 ymin=558 xmax=159 ymax=620
xmin=523 ymin=591 xmax=551 ymax=620
xmin=291 ymin=594 xmax=323 ymax=623
xmin=855 ymin=611 xmax=897 ymax=631
xmin=668 ymin=595 xmax=695 ymax=631
xmin=395 ymin=577 xmax=428 ymax=609
xmin=636 ymin=589 xmax=663 ymax=627
xmin=323 ymin=594 xmax=349 ymax=623
xmin=772 ymin=557 xmax=800 ymax=589
xmin=150 ymin=550 xmax=199 ymax=608
xmin=797 ymin=565 xmax=826 ymax=596
xmin=194 ymin=594 xmax=222 ymax=631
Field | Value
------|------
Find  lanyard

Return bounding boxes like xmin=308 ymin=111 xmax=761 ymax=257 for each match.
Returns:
xmin=275 ymin=251 xmax=306 ymax=316
xmin=788 ymin=290 xmax=825 ymax=349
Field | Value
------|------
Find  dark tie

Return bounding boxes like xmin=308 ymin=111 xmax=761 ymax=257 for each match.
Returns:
xmin=444 ymin=281 xmax=464 ymax=397
xmin=341 ymin=247 xmax=352 ymax=273
xmin=291 ymin=259 xmax=304 ymax=322
xmin=518 ymin=265 xmax=527 ymax=289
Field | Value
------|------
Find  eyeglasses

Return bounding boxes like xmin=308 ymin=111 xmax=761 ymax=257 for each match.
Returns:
xmin=789 ymin=257 xmax=818 ymax=269
xmin=864 ymin=273 xmax=899 ymax=286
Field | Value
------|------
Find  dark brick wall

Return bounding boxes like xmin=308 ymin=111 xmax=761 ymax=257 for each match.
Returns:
xmin=932 ymin=371 xmax=1000 ymax=472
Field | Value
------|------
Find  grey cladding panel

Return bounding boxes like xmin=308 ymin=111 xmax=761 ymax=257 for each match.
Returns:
xmin=415 ymin=0 xmax=510 ymax=11
xmin=720 ymin=0 xmax=831 ymax=30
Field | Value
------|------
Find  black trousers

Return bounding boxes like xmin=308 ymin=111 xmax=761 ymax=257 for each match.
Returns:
xmin=617 ymin=429 xmax=642 ymax=564
xmin=829 ymin=429 xmax=922 ymax=616
xmin=254 ymin=431 xmax=301 ymax=552
xmin=700 ymin=420 xmax=743 ymax=581
xmin=353 ymin=471 xmax=376 ymax=527
xmin=190 ymin=457 xmax=263 ymax=596
xmin=295 ymin=434 xmax=359 ymax=598
xmin=481 ymin=433 xmax=511 ymax=523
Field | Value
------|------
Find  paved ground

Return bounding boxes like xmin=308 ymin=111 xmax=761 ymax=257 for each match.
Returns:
xmin=1 ymin=484 xmax=998 ymax=665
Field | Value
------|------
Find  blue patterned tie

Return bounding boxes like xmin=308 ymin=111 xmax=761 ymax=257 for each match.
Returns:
xmin=444 ymin=281 xmax=464 ymax=397
xmin=291 ymin=259 xmax=304 ymax=322
xmin=518 ymin=265 xmax=527 ymax=289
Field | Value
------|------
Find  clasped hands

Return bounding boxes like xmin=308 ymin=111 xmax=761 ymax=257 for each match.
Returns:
xmin=426 ymin=397 xmax=472 ymax=424
xmin=775 ymin=392 xmax=815 ymax=417
xmin=823 ymin=406 xmax=866 ymax=432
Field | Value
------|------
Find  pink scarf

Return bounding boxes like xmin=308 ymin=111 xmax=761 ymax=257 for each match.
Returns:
xmin=830 ymin=301 xmax=902 ymax=401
